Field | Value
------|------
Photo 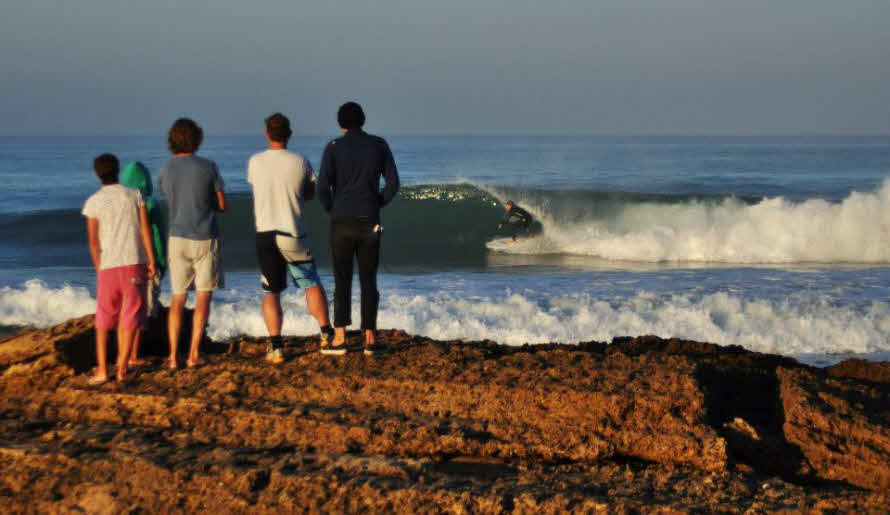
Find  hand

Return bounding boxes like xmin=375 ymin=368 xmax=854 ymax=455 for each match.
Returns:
xmin=497 ymin=224 xmax=503 ymax=230
xmin=147 ymin=262 xmax=157 ymax=279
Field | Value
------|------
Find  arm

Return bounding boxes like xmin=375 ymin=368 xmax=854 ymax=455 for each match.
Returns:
xmin=379 ymin=141 xmax=400 ymax=206
xmin=86 ymin=218 xmax=101 ymax=271
xmin=150 ymin=204 xmax=167 ymax=273
xmin=303 ymin=160 xmax=316 ymax=201
xmin=211 ymin=162 xmax=226 ymax=212
xmin=138 ymin=205 xmax=157 ymax=278
xmin=303 ymin=174 xmax=316 ymax=201
xmin=515 ymin=206 xmax=532 ymax=224
xmin=214 ymin=190 xmax=227 ymax=212
xmin=498 ymin=208 xmax=514 ymax=229
xmin=317 ymin=144 xmax=334 ymax=212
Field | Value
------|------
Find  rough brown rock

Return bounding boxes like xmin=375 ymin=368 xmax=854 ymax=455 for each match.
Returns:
xmin=779 ymin=366 xmax=890 ymax=491
xmin=827 ymin=358 xmax=890 ymax=384
xmin=1 ymin=318 xmax=889 ymax=513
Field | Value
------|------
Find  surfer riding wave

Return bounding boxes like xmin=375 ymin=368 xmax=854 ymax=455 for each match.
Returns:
xmin=497 ymin=200 xmax=537 ymax=241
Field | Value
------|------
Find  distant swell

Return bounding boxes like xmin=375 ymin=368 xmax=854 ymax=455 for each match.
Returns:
xmin=3 ymin=181 xmax=890 ymax=267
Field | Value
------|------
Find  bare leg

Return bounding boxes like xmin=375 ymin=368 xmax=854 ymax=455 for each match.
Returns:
xmin=168 ymin=293 xmax=187 ymax=369
xmin=91 ymin=329 xmax=110 ymax=382
xmin=129 ymin=330 xmax=147 ymax=366
xmin=262 ymin=293 xmax=282 ymax=337
xmin=305 ymin=285 xmax=330 ymax=328
xmin=187 ymin=290 xmax=212 ymax=366
xmin=364 ymin=328 xmax=376 ymax=345
xmin=116 ymin=327 xmax=136 ymax=381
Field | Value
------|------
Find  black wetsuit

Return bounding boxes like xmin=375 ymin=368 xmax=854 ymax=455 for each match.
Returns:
xmin=500 ymin=205 xmax=533 ymax=237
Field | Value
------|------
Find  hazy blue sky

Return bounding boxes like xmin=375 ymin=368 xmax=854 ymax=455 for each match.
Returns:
xmin=2 ymin=0 xmax=889 ymax=135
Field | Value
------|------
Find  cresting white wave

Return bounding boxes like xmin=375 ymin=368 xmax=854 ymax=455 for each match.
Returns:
xmin=4 ymin=280 xmax=890 ymax=359
xmin=480 ymin=180 xmax=890 ymax=263
xmin=0 ymin=280 xmax=95 ymax=327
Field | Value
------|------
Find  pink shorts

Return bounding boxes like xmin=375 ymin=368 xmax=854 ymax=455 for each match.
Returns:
xmin=95 ymin=264 xmax=147 ymax=331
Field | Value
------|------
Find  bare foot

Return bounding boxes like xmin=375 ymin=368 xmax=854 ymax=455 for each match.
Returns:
xmin=166 ymin=357 xmax=179 ymax=370
xmin=87 ymin=373 xmax=109 ymax=386
xmin=186 ymin=357 xmax=206 ymax=368
xmin=116 ymin=370 xmax=136 ymax=383
xmin=128 ymin=358 xmax=148 ymax=367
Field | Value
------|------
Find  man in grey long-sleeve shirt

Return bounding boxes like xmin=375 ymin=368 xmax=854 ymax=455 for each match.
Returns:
xmin=317 ymin=102 xmax=400 ymax=355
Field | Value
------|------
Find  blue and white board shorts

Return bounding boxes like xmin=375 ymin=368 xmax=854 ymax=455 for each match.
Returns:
xmin=256 ymin=231 xmax=321 ymax=292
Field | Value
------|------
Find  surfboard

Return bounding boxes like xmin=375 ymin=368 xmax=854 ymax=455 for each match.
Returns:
xmin=485 ymin=237 xmax=518 ymax=252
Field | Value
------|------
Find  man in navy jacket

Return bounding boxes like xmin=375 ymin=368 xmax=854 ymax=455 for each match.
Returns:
xmin=318 ymin=102 xmax=399 ymax=355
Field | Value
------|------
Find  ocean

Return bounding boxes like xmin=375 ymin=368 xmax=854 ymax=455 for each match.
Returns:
xmin=2 ymin=134 xmax=890 ymax=365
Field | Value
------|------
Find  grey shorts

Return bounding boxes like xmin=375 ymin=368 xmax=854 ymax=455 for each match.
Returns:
xmin=168 ymin=237 xmax=224 ymax=294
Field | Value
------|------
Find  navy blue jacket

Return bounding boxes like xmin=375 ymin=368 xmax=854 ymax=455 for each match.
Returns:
xmin=318 ymin=129 xmax=400 ymax=221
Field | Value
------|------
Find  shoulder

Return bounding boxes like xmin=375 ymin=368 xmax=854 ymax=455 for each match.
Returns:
xmin=122 ymin=185 xmax=142 ymax=198
xmin=364 ymin=132 xmax=387 ymax=143
xmin=324 ymin=136 xmax=344 ymax=150
xmin=193 ymin=155 xmax=218 ymax=171
xmin=247 ymin=151 xmax=266 ymax=166
xmin=83 ymin=189 xmax=102 ymax=208
xmin=289 ymin=151 xmax=311 ymax=167
xmin=157 ymin=159 xmax=175 ymax=176
xmin=120 ymin=186 xmax=144 ymax=206
xmin=368 ymin=134 xmax=391 ymax=150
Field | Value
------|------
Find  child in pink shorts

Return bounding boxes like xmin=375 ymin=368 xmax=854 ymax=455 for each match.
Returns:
xmin=82 ymin=153 xmax=157 ymax=385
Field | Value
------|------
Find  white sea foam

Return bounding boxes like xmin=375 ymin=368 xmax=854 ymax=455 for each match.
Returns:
xmin=4 ymin=281 xmax=888 ymax=359
xmin=480 ymin=180 xmax=890 ymax=263
xmin=208 ymin=289 xmax=890 ymax=357
xmin=0 ymin=279 xmax=95 ymax=327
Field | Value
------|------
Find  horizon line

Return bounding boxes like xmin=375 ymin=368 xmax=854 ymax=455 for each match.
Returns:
xmin=1 ymin=131 xmax=889 ymax=138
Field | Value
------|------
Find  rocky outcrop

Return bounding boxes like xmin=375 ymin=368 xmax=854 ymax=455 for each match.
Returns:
xmin=1 ymin=319 xmax=888 ymax=512
xmin=779 ymin=366 xmax=890 ymax=491
xmin=827 ymin=358 xmax=890 ymax=384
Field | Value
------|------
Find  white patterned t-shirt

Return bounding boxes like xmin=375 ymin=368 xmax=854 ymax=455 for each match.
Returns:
xmin=82 ymin=184 xmax=146 ymax=270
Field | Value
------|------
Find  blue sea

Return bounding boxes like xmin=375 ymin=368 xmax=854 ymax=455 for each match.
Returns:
xmin=2 ymin=134 xmax=890 ymax=365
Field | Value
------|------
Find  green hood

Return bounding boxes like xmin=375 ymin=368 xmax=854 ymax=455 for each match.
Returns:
xmin=120 ymin=161 xmax=167 ymax=272
xmin=120 ymin=162 xmax=153 ymax=197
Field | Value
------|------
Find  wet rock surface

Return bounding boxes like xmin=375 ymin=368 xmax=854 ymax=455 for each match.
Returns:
xmin=1 ymin=318 xmax=889 ymax=513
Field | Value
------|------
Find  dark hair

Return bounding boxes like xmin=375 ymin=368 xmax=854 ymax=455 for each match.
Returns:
xmin=506 ymin=200 xmax=514 ymax=207
xmin=265 ymin=112 xmax=292 ymax=143
xmin=93 ymin=153 xmax=120 ymax=184
xmin=167 ymin=118 xmax=204 ymax=154
xmin=337 ymin=101 xmax=365 ymax=130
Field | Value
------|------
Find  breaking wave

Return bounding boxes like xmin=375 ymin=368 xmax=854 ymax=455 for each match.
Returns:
xmin=4 ymin=280 xmax=889 ymax=362
xmin=4 ymin=180 xmax=890 ymax=268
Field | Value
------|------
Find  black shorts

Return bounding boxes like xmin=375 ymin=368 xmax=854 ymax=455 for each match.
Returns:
xmin=256 ymin=232 xmax=321 ymax=293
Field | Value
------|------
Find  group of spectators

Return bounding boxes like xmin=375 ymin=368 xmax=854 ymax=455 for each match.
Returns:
xmin=81 ymin=102 xmax=399 ymax=384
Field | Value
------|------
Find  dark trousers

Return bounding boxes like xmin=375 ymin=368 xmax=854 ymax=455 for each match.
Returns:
xmin=330 ymin=217 xmax=380 ymax=330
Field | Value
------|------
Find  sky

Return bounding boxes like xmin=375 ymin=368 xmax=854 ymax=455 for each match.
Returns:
xmin=1 ymin=0 xmax=889 ymax=135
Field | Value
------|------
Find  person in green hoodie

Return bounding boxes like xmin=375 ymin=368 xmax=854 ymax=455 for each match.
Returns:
xmin=120 ymin=161 xmax=167 ymax=366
